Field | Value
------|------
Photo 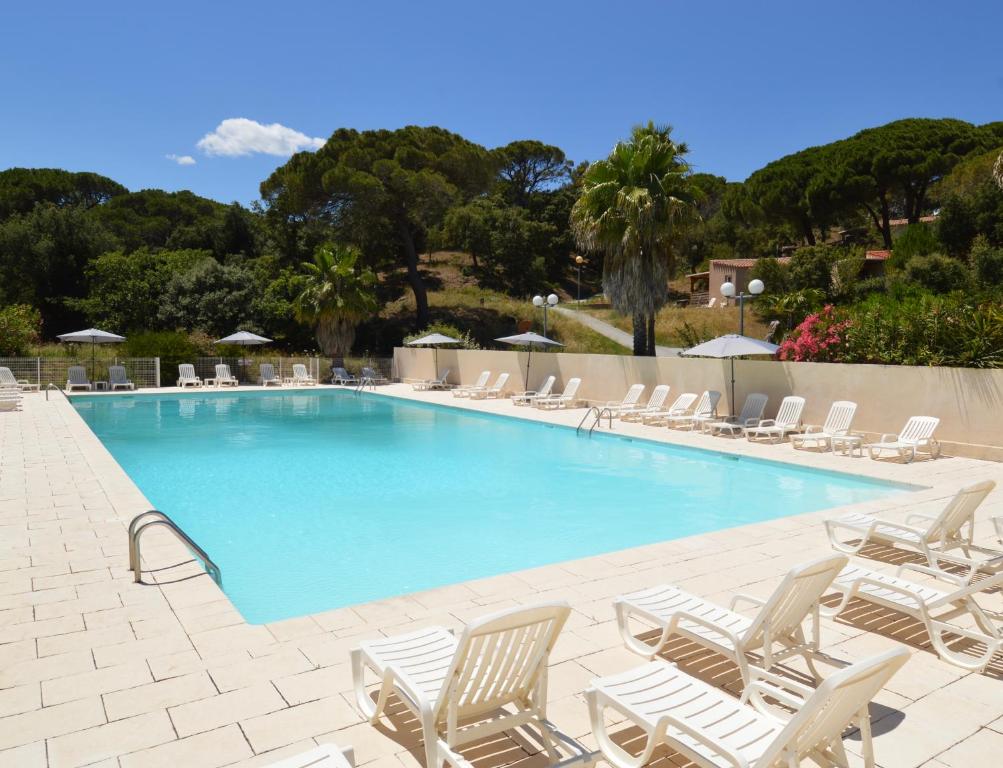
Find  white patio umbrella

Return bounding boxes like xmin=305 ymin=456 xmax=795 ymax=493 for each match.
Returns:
xmin=57 ymin=328 xmax=126 ymax=383
xmin=495 ymin=331 xmax=563 ymax=388
xmin=681 ymin=333 xmax=779 ymax=416
xmin=215 ymin=331 xmax=272 ymax=383
xmin=405 ymin=332 xmax=460 ymax=378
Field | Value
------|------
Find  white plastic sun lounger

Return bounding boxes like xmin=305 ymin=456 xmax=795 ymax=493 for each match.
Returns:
xmin=706 ymin=392 xmax=768 ymax=436
xmin=587 ymin=647 xmax=908 ymax=768
xmin=602 ymin=384 xmax=645 ymax=416
xmin=331 ymin=366 xmax=358 ymax=385
xmin=791 ymin=400 xmax=857 ymax=451
xmin=177 ymin=364 xmax=202 ymax=388
xmin=66 ymin=366 xmax=92 ymax=391
xmin=360 ymin=366 xmax=388 ymax=385
xmin=108 ymin=365 xmax=135 ymax=391
xmin=868 ymin=415 xmax=940 ymax=462
xmin=258 ymin=363 xmax=282 ymax=387
xmin=822 ymin=560 xmax=1003 ymax=672
xmin=534 ymin=377 xmax=583 ymax=409
xmin=511 ymin=375 xmax=555 ymax=406
xmin=452 ymin=370 xmax=490 ymax=397
xmin=290 ymin=363 xmax=317 ymax=385
xmin=265 ymin=744 xmax=354 ymax=768
xmin=0 ymin=387 xmax=21 ymax=412
xmin=621 ymin=385 xmax=671 ymax=422
xmin=744 ymin=395 xmax=805 ymax=443
xmin=470 ymin=372 xmax=509 ymax=399
xmin=825 ymin=480 xmax=1000 ymax=572
xmin=352 ymin=602 xmax=585 ymax=768
xmin=615 ymin=553 xmax=847 ymax=681
xmin=411 ymin=369 xmax=451 ymax=391
xmin=214 ymin=364 xmax=238 ymax=387
xmin=639 ymin=392 xmax=697 ymax=425
xmin=0 ymin=366 xmax=38 ymax=392
xmin=661 ymin=390 xmax=720 ymax=430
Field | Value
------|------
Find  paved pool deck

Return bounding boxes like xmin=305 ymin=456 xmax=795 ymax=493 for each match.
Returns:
xmin=0 ymin=384 xmax=1001 ymax=768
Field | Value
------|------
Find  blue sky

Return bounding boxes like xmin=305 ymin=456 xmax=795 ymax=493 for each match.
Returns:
xmin=3 ymin=1 xmax=1001 ymax=205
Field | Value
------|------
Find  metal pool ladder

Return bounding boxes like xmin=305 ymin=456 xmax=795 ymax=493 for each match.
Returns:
xmin=577 ymin=406 xmax=613 ymax=437
xmin=128 ymin=510 xmax=222 ymax=587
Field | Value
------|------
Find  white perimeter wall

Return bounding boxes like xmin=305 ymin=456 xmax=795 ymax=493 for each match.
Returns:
xmin=394 ymin=347 xmax=1003 ymax=461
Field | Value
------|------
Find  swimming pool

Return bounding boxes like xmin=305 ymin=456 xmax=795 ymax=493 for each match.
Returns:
xmin=74 ymin=390 xmax=910 ymax=623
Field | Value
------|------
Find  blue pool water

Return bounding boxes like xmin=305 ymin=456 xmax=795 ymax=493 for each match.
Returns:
xmin=74 ymin=391 xmax=910 ymax=623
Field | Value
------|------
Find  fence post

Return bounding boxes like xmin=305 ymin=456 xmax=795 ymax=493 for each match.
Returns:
xmin=36 ymin=357 xmax=41 ymax=388
xmin=154 ymin=357 xmax=161 ymax=388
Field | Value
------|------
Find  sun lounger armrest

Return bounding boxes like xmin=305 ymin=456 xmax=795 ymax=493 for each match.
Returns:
xmin=667 ymin=611 xmax=744 ymax=650
xmin=904 ymin=511 xmax=938 ymax=525
xmin=896 ymin=562 xmax=971 ymax=587
xmin=993 ymin=517 xmax=1003 ymax=541
xmin=742 ymin=665 xmax=812 ymax=713
xmin=728 ymin=593 xmax=766 ymax=612
xmin=873 ymin=521 xmax=931 ymax=540
xmin=649 ymin=713 xmax=748 ymax=768
xmin=878 ymin=433 xmax=899 ymax=443
xmin=800 ymin=425 xmax=822 ymax=434
xmin=756 ymin=419 xmax=776 ymax=427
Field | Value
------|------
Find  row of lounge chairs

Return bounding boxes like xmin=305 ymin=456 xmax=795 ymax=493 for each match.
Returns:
xmin=176 ymin=363 xmax=317 ymax=388
xmin=331 ymin=366 xmax=389 ymax=386
xmin=65 ymin=365 xmax=135 ymax=391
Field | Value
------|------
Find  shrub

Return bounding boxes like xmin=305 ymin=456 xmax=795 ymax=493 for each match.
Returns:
xmin=403 ymin=322 xmax=481 ymax=350
xmin=0 ymin=304 xmax=42 ymax=356
xmin=890 ymin=223 xmax=939 ymax=268
xmin=971 ymin=235 xmax=1003 ymax=290
xmin=777 ymin=305 xmax=850 ymax=362
xmin=123 ymin=330 xmax=205 ymax=384
xmin=904 ymin=253 xmax=970 ymax=294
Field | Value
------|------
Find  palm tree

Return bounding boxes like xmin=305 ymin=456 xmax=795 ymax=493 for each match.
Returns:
xmin=571 ymin=122 xmax=699 ymax=355
xmin=296 ymin=243 xmax=377 ymax=364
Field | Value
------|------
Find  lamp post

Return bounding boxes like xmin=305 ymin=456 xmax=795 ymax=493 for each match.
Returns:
xmin=719 ymin=278 xmax=764 ymax=415
xmin=532 ymin=293 xmax=559 ymax=336
xmin=575 ymin=256 xmax=584 ymax=304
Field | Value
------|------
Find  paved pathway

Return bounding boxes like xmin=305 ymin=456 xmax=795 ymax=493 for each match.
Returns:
xmin=552 ymin=307 xmax=681 ymax=356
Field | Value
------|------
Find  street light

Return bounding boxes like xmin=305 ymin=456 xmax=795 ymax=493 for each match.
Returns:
xmin=575 ymin=255 xmax=585 ymax=304
xmin=720 ymin=278 xmax=764 ymax=336
xmin=532 ymin=293 xmax=559 ymax=336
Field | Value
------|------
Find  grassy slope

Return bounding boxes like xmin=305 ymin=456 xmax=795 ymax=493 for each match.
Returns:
xmin=577 ymin=301 xmax=770 ymax=347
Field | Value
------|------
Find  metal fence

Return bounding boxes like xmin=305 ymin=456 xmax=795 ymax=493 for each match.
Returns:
xmin=0 ymin=357 xmax=160 ymax=389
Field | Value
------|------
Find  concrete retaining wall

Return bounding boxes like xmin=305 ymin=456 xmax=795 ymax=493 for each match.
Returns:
xmin=394 ymin=347 xmax=1003 ymax=461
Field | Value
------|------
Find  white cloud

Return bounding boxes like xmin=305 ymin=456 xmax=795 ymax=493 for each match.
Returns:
xmin=196 ymin=118 xmax=325 ymax=158
xmin=166 ymin=153 xmax=197 ymax=166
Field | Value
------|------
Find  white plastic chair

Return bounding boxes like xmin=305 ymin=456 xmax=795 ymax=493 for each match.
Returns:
xmin=868 ymin=415 xmax=940 ymax=462
xmin=331 ymin=366 xmax=358 ymax=385
xmin=511 ymin=375 xmax=556 ymax=406
xmin=214 ymin=364 xmax=238 ymax=387
xmin=177 ymin=364 xmax=202 ymax=388
xmin=291 ymin=363 xmax=317 ymax=385
xmin=587 ymin=647 xmax=908 ymax=768
xmin=470 ymin=372 xmax=509 ymax=399
xmin=662 ymin=390 xmax=720 ymax=430
xmin=791 ymin=400 xmax=857 ymax=451
xmin=640 ymin=392 xmax=697 ymax=425
xmin=66 ymin=366 xmax=92 ymax=391
xmin=603 ymin=384 xmax=645 ymax=416
xmin=0 ymin=387 xmax=21 ymax=411
xmin=412 ymin=369 xmax=452 ymax=391
xmin=351 ymin=602 xmax=574 ymax=768
xmin=452 ymin=370 xmax=490 ymax=397
xmin=0 ymin=367 xmax=38 ymax=392
xmin=534 ymin=377 xmax=583 ymax=409
xmin=621 ymin=385 xmax=671 ymax=422
xmin=259 ymin=363 xmax=282 ymax=387
xmin=745 ymin=395 xmax=805 ymax=443
xmin=706 ymin=393 xmax=769 ymax=436
xmin=615 ymin=554 xmax=847 ymax=681
xmin=108 ymin=365 xmax=135 ymax=391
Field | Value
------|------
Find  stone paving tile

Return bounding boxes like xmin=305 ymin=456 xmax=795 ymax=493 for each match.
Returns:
xmin=240 ymin=695 xmax=362 ymax=754
xmin=118 ymin=723 xmax=253 ymax=768
xmin=41 ymin=660 xmax=152 ymax=706
xmin=0 ymin=697 xmax=106 ymax=752
xmin=102 ymin=670 xmax=218 ymax=721
xmin=46 ymin=710 xmax=176 ymax=768
xmin=0 ymin=741 xmax=47 ymax=768
xmin=169 ymin=682 xmax=287 ymax=737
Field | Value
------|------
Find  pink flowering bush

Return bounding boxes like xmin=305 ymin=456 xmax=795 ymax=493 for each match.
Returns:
xmin=777 ymin=305 xmax=851 ymax=363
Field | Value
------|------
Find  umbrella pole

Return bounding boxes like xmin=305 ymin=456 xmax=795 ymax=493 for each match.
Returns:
xmin=526 ymin=347 xmax=532 ymax=389
xmin=434 ymin=347 xmax=438 ymax=379
xmin=730 ymin=358 xmax=736 ymax=415
xmin=92 ymin=340 xmax=96 ymax=385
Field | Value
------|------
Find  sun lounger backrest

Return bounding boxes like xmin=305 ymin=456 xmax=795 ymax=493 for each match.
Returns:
xmin=471 ymin=371 xmax=490 ymax=388
xmin=334 ymin=367 xmax=349 ymax=378
xmin=693 ymin=390 xmax=720 ymax=417
xmin=737 ymin=393 xmax=768 ymax=421
xmin=560 ymin=378 xmax=581 ymax=400
xmin=666 ymin=393 xmax=697 ymax=413
xmin=293 ymin=363 xmax=310 ymax=379
xmin=757 ymin=648 xmax=908 ymax=768
xmin=178 ymin=364 xmax=197 ymax=380
xmin=821 ymin=401 xmax=857 ymax=435
xmin=645 ymin=384 xmax=670 ymax=409
xmin=537 ymin=375 xmax=555 ymax=396
xmin=744 ymin=554 xmax=847 ymax=649
xmin=492 ymin=372 xmax=509 ymax=390
xmin=260 ymin=363 xmax=276 ymax=379
xmin=925 ymin=480 xmax=996 ymax=544
xmin=436 ymin=602 xmax=570 ymax=723
xmin=109 ymin=365 xmax=129 ymax=384
xmin=774 ymin=396 xmax=805 ymax=427
xmin=215 ymin=364 xmax=232 ymax=380
xmin=436 ymin=368 xmax=450 ymax=383
xmin=899 ymin=415 xmax=939 ymax=444
xmin=68 ymin=366 xmax=89 ymax=384
xmin=620 ymin=384 xmax=645 ymax=406
xmin=0 ymin=367 xmax=18 ymax=386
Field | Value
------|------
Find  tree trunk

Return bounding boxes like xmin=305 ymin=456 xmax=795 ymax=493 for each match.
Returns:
xmin=632 ymin=311 xmax=647 ymax=356
xmin=398 ymin=221 xmax=430 ymax=328
xmin=878 ymin=194 xmax=893 ymax=249
xmin=646 ymin=312 xmax=657 ymax=356
xmin=802 ymin=216 xmax=816 ymax=246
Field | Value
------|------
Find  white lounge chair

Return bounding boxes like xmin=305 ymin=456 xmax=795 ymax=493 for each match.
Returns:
xmin=822 ymin=560 xmax=1003 ymax=672
xmin=586 ymin=647 xmax=908 ymax=768
xmin=602 ymin=384 xmax=645 ymax=416
xmin=452 ymin=370 xmax=490 ymax=397
xmin=177 ymin=364 xmax=202 ymax=388
xmin=0 ymin=367 xmax=38 ymax=392
xmin=259 ymin=363 xmax=282 ymax=387
xmin=662 ymin=390 xmax=720 ymax=430
xmin=291 ymin=363 xmax=317 ymax=386
xmin=791 ymin=400 xmax=857 ymax=451
xmin=214 ymin=364 xmax=238 ymax=387
xmin=511 ymin=375 xmax=556 ymax=406
xmin=0 ymin=387 xmax=21 ymax=411
xmin=825 ymin=480 xmax=999 ymax=572
xmin=868 ymin=415 xmax=940 ymax=462
xmin=744 ymin=395 xmax=805 ymax=443
xmin=534 ymin=377 xmax=583 ymax=410
xmin=705 ymin=392 xmax=769 ymax=436
xmin=360 ymin=366 xmax=388 ymax=385
xmin=107 ymin=365 xmax=135 ymax=391
xmin=621 ymin=385 xmax=671 ymax=422
xmin=331 ymin=366 xmax=358 ymax=385
xmin=411 ymin=369 xmax=451 ymax=391
xmin=66 ymin=366 xmax=92 ymax=392
xmin=265 ymin=744 xmax=354 ymax=768
xmin=615 ymin=553 xmax=847 ymax=681
xmin=639 ymin=392 xmax=697 ymax=426
xmin=470 ymin=372 xmax=509 ymax=399
xmin=351 ymin=602 xmax=581 ymax=768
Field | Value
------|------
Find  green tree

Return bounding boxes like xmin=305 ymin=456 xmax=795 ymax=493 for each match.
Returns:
xmin=262 ymin=126 xmax=495 ymax=328
xmin=0 ymin=168 xmax=126 ymax=219
xmin=493 ymin=140 xmax=571 ymax=207
xmin=905 ymin=253 xmax=970 ymax=294
xmin=158 ymin=258 xmax=262 ymax=337
xmin=744 ymin=146 xmax=829 ymax=245
xmin=295 ymin=243 xmax=378 ymax=361
xmin=571 ymin=122 xmax=698 ymax=355
xmin=972 ymin=235 xmax=1003 ymax=289
xmin=0 ymin=304 xmax=42 ymax=355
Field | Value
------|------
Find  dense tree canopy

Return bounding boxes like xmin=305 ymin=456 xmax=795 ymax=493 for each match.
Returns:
xmin=0 ymin=168 xmax=126 ymax=219
xmin=493 ymin=140 xmax=571 ymax=206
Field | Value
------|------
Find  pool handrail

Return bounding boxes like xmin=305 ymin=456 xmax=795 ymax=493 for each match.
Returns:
xmin=128 ymin=509 xmax=222 ymax=587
